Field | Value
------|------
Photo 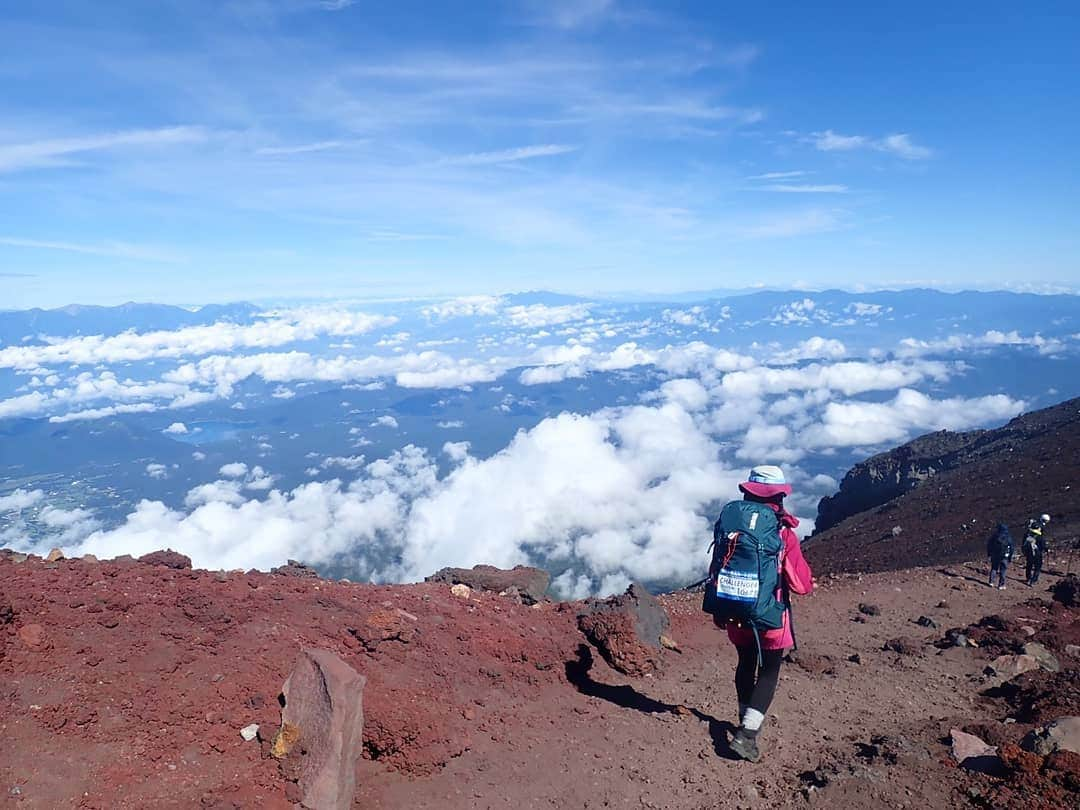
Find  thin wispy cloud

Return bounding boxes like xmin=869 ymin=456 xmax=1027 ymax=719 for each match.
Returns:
xmin=738 ymin=208 xmax=846 ymax=239
xmin=0 ymin=237 xmax=182 ymax=263
xmin=438 ymin=144 xmax=579 ymax=166
xmin=809 ymin=129 xmax=932 ymax=160
xmin=535 ymin=0 xmax=615 ymax=29
xmin=0 ymin=126 xmax=208 ymax=173
xmin=318 ymin=0 xmax=354 ymax=9
xmin=747 ymin=170 xmax=809 ymax=180
xmin=254 ymin=140 xmax=350 ymax=156
xmin=757 ymin=184 xmax=849 ymax=194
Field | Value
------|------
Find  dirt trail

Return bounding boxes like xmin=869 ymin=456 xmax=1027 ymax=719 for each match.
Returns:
xmin=357 ymin=562 xmax=1067 ymax=809
xmin=1 ymin=553 xmax=1072 ymax=809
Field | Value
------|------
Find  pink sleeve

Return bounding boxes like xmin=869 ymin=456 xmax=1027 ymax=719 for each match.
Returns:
xmin=781 ymin=527 xmax=814 ymax=595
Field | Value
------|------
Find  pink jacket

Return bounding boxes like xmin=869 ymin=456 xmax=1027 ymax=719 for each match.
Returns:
xmin=725 ymin=507 xmax=814 ymax=651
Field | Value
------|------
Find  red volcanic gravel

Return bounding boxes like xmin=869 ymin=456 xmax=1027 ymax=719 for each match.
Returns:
xmin=1 ymin=553 xmax=1077 ymax=809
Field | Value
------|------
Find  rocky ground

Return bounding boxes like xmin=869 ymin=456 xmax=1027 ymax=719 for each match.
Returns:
xmin=808 ymin=397 xmax=1080 ymax=574
xmin=2 ymin=549 xmax=1076 ymax=808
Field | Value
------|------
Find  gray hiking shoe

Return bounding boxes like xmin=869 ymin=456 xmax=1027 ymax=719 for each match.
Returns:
xmin=730 ymin=728 xmax=761 ymax=762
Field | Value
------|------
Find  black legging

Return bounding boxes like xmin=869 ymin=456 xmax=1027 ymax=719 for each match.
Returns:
xmin=735 ymin=646 xmax=783 ymax=715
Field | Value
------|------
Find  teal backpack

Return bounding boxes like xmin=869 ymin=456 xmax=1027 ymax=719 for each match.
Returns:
xmin=701 ymin=501 xmax=786 ymax=636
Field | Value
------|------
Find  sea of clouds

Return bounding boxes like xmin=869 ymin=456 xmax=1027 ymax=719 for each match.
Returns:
xmin=1 ymin=294 xmax=1072 ymax=596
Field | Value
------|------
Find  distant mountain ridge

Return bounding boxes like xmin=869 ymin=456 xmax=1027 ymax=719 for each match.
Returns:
xmin=0 ymin=301 xmax=260 ymax=344
xmin=808 ymin=396 xmax=1080 ymax=574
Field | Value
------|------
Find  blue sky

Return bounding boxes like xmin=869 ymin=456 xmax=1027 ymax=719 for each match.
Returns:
xmin=1 ymin=0 xmax=1077 ymax=307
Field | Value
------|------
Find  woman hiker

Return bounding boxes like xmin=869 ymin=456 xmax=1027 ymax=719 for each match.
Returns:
xmin=711 ymin=465 xmax=814 ymax=763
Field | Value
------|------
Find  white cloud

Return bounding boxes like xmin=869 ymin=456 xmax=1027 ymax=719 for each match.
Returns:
xmin=0 ymin=310 xmax=398 ymax=371
xmin=145 ymin=463 xmax=168 ymax=479
xmin=438 ymin=144 xmax=578 ymax=166
xmin=322 ymin=455 xmax=368 ymax=471
xmin=746 ymin=171 xmax=808 ymax=181
xmin=373 ymin=415 xmax=399 ymax=428
xmin=503 ymin=303 xmax=592 ymax=328
xmin=219 ymin=462 xmax=249 ymax=478
xmin=809 ymin=129 xmax=932 ymax=160
xmin=757 ymin=184 xmax=848 ymax=194
xmin=0 ymin=489 xmax=44 ymax=512
xmin=163 ymin=421 xmax=189 ymax=434
xmin=896 ymin=330 xmax=1069 ymax=358
xmin=421 ymin=295 xmax=504 ymax=320
xmin=799 ymin=389 xmax=1025 ymax=448
xmin=50 ymin=402 xmax=160 ymax=423
xmin=845 ymin=302 xmax=888 ymax=317
xmin=442 ymin=441 xmax=471 ymax=462
xmin=771 ymin=336 xmax=847 ymax=365
xmin=0 ymin=126 xmax=208 ymax=173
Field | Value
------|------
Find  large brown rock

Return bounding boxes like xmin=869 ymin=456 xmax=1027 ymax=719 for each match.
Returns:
xmin=138 ymin=549 xmax=192 ymax=569
xmin=577 ymin=583 xmax=670 ymax=676
xmin=425 ymin=564 xmax=550 ymax=604
xmin=274 ymin=649 xmax=366 ymax=810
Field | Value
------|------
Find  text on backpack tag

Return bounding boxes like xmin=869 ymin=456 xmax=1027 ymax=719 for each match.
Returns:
xmin=715 ymin=570 xmax=759 ymax=602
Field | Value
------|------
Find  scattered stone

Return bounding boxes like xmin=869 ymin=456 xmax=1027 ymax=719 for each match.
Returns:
xmin=275 ymin=649 xmax=366 ymax=810
xmin=1022 ymin=642 xmax=1061 ymax=673
xmin=882 ymin=637 xmax=922 ymax=656
xmin=450 ymin=584 xmax=472 ymax=600
xmin=81 ymin=554 xmax=99 ymax=563
xmin=916 ymin=615 xmax=938 ymax=628
xmin=426 ymin=564 xmax=550 ymax=605
xmin=740 ymin=784 xmax=759 ymax=802
xmin=272 ymin=559 xmax=319 ymax=579
xmin=858 ymin=603 xmax=880 ymax=616
xmin=138 ymin=549 xmax=193 ymax=570
xmin=347 ymin=609 xmax=418 ymax=652
xmin=577 ymin=583 xmax=670 ymax=677
xmin=1020 ymin=625 xmax=1037 ymax=637
xmin=658 ymin=635 xmax=682 ymax=652
xmin=847 ymin=653 xmax=862 ymax=664
xmin=0 ymin=601 xmax=13 ymax=625
xmin=272 ymin=722 xmax=301 ymax=758
xmin=985 ymin=654 xmax=1039 ymax=680
xmin=16 ymin=623 xmax=44 ymax=649
xmin=1022 ymin=716 xmax=1080 ymax=756
xmin=951 ymin=728 xmax=1001 ymax=773
xmin=1051 ymin=574 xmax=1079 ymax=608
xmin=936 ymin=600 xmax=949 ymax=609
xmin=943 ymin=628 xmax=969 ymax=647
xmin=240 ymin=723 xmax=259 ymax=742
xmin=978 ymin=614 xmax=1009 ymax=631
xmin=1065 ymin=644 xmax=1080 ymax=659
xmin=11 ymin=553 xmax=28 ymax=564
xmin=46 ymin=548 xmax=64 ymax=562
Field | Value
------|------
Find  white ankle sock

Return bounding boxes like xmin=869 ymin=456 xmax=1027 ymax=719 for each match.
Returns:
xmin=742 ymin=708 xmax=764 ymax=731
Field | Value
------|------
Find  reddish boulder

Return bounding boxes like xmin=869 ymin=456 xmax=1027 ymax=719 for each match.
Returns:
xmin=274 ymin=648 xmax=366 ymax=810
xmin=272 ymin=559 xmax=320 ymax=578
xmin=425 ymin=564 xmax=550 ymax=605
xmin=577 ymin=583 xmax=669 ymax=676
xmin=17 ymin=623 xmax=45 ymax=649
xmin=138 ymin=549 xmax=192 ymax=569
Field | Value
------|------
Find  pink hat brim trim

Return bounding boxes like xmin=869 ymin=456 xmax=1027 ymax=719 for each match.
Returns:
xmin=739 ymin=481 xmax=792 ymax=498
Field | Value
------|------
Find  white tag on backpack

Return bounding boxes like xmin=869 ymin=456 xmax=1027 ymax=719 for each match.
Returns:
xmin=715 ymin=569 xmax=759 ymax=602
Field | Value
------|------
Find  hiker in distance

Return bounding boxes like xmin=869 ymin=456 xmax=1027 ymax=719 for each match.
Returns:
xmin=1023 ymin=513 xmax=1051 ymax=586
xmin=702 ymin=465 xmax=813 ymax=763
xmin=987 ymin=521 xmax=1014 ymax=590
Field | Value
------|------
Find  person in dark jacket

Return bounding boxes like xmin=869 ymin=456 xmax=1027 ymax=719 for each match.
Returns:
xmin=1024 ymin=513 xmax=1051 ymax=585
xmin=987 ymin=522 xmax=1014 ymax=590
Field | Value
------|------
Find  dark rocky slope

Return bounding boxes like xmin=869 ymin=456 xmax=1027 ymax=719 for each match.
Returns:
xmin=809 ymin=397 xmax=1080 ymax=574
